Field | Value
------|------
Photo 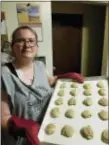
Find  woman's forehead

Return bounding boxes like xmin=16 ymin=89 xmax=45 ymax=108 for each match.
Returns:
xmin=15 ymin=29 xmax=36 ymax=38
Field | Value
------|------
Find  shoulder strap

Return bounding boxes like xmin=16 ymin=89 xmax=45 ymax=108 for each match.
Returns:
xmin=5 ymin=63 xmax=18 ymax=77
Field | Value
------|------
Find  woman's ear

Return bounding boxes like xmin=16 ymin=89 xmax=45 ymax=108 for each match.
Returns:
xmin=36 ymin=43 xmax=39 ymax=53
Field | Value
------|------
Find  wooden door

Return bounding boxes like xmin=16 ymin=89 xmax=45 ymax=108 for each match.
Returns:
xmin=52 ymin=14 xmax=83 ymax=75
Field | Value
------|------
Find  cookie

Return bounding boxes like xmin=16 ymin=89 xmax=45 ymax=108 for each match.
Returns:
xmin=83 ymin=89 xmax=92 ymax=96
xmin=70 ymin=88 xmax=78 ymax=96
xmin=97 ymin=81 xmax=104 ymax=88
xmin=70 ymin=82 xmax=78 ymax=88
xmin=50 ymin=107 xmax=60 ymax=118
xmin=83 ymin=83 xmax=92 ymax=89
xmin=55 ymin=98 xmax=64 ymax=105
xmin=83 ymin=97 xmax=93 ymax=106
xmin=98 ymin=89 xmax=106 ymax=96
xmin=61 ymin=125 xmax=74 ymax=137
xmin=57 ymin=89 xmax=65 ymax=97
xmin=68 ymin=98 xmax=76 ymax=105
xmin=80 ymin=125 xmax=94 ymax=140
xmin=98 ymin=110 xmax=108 ymax=120
xmin=60 ymin=83 xmax=66 ymax=88
xmin=81 ymin=110 xmax=92 ymax=118
xmin=45 ymin=123 xmax=56 ymax=135
xmin=65 ymin=109 xmax=75 ymax=118
xmin=98 ymin=97 xmax=108 ymax=106
xmin=101 ymin=129 xmax=109 ymax=144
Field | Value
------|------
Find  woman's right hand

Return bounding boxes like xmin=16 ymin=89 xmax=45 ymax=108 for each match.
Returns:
xmin=8 ymin=116 xmax=41 ymax=145
xmin=2 ymin=91 xmax=41 ymax=145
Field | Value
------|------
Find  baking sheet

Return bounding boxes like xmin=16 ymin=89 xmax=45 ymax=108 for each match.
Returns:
xmin=38 ymin=79 xmax=108 ymax=145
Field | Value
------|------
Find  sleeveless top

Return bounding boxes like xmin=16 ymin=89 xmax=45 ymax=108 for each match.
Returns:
xmin=1 ymin=61 xmax=53 ymax=145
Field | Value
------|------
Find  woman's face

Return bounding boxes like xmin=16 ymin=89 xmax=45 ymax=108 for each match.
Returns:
xmin=12 ymin=29 xmax=38 ymax=60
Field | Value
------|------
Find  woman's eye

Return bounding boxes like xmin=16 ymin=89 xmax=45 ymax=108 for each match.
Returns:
xmin=29 ymin=39 xmax=35 ymax=43
xmin=15 ymin=39 xmax=24 ymax=43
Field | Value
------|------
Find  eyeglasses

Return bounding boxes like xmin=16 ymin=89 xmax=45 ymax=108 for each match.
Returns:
xmin=14 ymin=38 xmax=37 ymax=47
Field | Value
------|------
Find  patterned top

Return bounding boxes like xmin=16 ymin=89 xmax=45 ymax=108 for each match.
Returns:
xmin=1 ymin=61 xmax=53 ymax=145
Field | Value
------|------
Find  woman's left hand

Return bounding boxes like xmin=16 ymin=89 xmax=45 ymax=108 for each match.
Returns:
xmin=57 ymin=72 xmax=84 ymax=83
xmin=48 ymin=76 xmax=58 ymax=86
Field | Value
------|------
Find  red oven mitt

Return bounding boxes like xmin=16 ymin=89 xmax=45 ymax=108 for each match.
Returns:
xmin=8 ymin=116 xmax=41 ymax=145
xmin=57 ymin=72 xmax=84 ymax=83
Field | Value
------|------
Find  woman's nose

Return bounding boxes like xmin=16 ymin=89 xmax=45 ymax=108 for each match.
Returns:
xmin=23 ymin=41 xmax=30 ymax=47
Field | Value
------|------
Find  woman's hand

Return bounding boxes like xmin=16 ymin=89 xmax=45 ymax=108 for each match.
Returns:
xmin=48 ymin=76 xmax=58 ymax=86
xmin=8 ymin=116 xmax=41 ymax=145
xmin=57 ymin=72 xmax=84 ymax=83
xmin=2 ymin=91 xmax=41 ymax=145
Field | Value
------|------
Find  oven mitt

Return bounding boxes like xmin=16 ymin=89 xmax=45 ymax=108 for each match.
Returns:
xmin=57 ymin=72 xmax=84 ymax=83
xmin=8 ymin=116 xmax=41 ymax=145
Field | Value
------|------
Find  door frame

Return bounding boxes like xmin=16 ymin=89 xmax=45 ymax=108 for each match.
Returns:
xmin=101 ymin=5 xmax=108 ymax=76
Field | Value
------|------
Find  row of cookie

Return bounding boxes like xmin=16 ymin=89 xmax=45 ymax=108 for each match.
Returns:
xmin=50 ymin=107 xmax=108 ymax=121
xmin=45 ymin=124 xmax=108 ymax=144
xmin=60 ymin=81 xmax=106 ymax=89
xmin=54 ymin=97 xmax=108 ymax=106
xmin=57 ymin=88 xmax=107 ymax=97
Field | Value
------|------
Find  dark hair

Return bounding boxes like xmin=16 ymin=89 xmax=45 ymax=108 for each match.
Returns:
xmin=11 ymin=25 xmax=38 ymax=47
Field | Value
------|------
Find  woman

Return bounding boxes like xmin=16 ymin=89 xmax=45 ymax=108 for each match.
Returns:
xmin=1 ymin=26 xmax=83 ymax=145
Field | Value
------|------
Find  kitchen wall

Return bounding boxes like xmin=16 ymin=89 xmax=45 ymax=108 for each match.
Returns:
xmin=1 ymin=1 xmax=53 ymax=75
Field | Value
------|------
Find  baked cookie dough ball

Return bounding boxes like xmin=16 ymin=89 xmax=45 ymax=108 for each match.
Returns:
xmin=68 ymin=98 xmax=76 ymax=105
xmin=81 ymin=110 xmax=92 ymax=119
xmin=97 ymin=81 xmax=104 ymax=88
xmin=57 ymin=89 xmax=65 ymax=97
xmin=83 ymin=83 xmax=92 ymax=89
xmin=101 ymin=129 xmax=109 ymax=144
xmin=61 ymin=125 xmax=74 ymax=137
xmin=50 ymin=107 xmax=61 ymax=118
xmin=98 ymin=89 xmax=106 ymax=96
xmin=70 ymin=88 xmax=78 ymax=96
xmin=98 ymin=98 xmax=108 ymax=106
xmin=70 ymin=82 xmax=78 ymax=88
xmin=98 ymin=110 xmax=108 ymax=120
xmin=80 ymin=125 xmax=94 ymax=140
xmin=55 ymin=98 xmax=64 ymax=105
xmin=60 ymin=83 xmax=66 ymax=88
xmin=83 ymin=89 xmax=92 ymax=96
xmin=83 ymin=97 xmax=93 ymax=106
xmin=65 ymin=109 xmax=75 ymax=118
xmin=45 ymin=123 xmax=56 ymax=135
